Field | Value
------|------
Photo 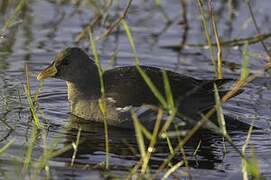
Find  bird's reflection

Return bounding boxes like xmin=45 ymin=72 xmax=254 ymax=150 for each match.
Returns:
xmin=53 ymin=114 xmax=250 ymax=170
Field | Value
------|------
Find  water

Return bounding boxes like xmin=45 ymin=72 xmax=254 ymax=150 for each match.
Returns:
xmin=0 ymin=0 xmax=270 ymax=179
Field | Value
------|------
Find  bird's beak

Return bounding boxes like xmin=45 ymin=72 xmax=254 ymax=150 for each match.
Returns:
xmin=37 ymin=63 xmax=57 ymax=80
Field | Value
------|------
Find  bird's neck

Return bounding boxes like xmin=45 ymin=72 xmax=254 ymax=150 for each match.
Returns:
xmin=65 ymin=66 xmax=101 ymax=101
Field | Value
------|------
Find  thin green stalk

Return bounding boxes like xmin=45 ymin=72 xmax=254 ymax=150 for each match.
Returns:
xmin=207 ymin=0 xmax=222 ymax=79
xmin=160 ymin=110 xmax=176 ymax=134
xmin=0 ymin=138 xmax=15 ymax=155
xmin=33 ymin=80 xmax=44 ymax=104
xmin=241 ymin=41 xmax=249 ymax=80
xmin=88 ymin=27 xmax=109 ymax=169
xmin=88 ymin=29 xmax=105 ymax=95
xmin=131 ymin=109 xmax=146 ymax=169
xmin=138 ymin=121 xmax=152 ymax=140
xmin=25 ymin=64 xmax=40 ymax=128
xmin=71 ymin=128 xmax=81 ymax=166
xmin=197 ymin=0 xmax=218 ymax=78
xmin=41 ymin=129 xmax=50 ymax=179
xmin=2 ymin=91 xmax=10 ymax=112
xmin=242 ymin=119 xmax=254 ymax=180
xmin=166 ymin=136 xmax=174 ymax=154
xmin=162 ymin=161 xmax=184 ymax=180
xmin=37 ymin=104 xmax=49 ymax=125
xmin=214 ymin=83 xmax=227 ymax=154
xmin=193 ymin=140 xmax=202 ymax=156
xmin=180 ymin=144 xmax=191 ymax=179
xmin=248 ymin=145 xmax=264 ymax=179
xmin=162 ymin=69 xmax=174 ymax=109
xmin=141 ymin=108 xmax=163 ymax=174
xmin=24 ymin=84 xmax=40 ymax=129
xmin=160 ymin=130 xmax=187 ymax=139
xmin=26 ymin=63 xmax=31 ymax=97
xmin=103 ymin=47 xmax=119 ymax=72
xmin=160 ymin=111 xmax=176 ymax=155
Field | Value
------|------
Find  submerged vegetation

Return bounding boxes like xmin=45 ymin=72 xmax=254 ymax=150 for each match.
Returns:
xmin=0 ymin=0 xmax=270 ymax=179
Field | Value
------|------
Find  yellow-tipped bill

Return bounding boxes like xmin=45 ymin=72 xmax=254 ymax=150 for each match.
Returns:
xmin=37 ymin=63 xmax=57 ymax=80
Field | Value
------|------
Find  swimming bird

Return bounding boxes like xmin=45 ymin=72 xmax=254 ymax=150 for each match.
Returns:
xmin=37 ymin=47 xmax=239 ymax=128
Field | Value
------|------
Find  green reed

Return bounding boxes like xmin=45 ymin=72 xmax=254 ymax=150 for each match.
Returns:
xmin=2 ymin=91 xmax=10 ymax=112
xmin=193 ymin=140 xmax=202 ymax=156
xmin=130 ymin=109 xmax=147 ymax=174
xmin=71 ymin=128 xmax=81 ymax=166
xmin=142 ymin=108 xmax=163 ymax=174
xmin=0 ymin=138 xmax=15 ymax=155
xmin=103 ymin=47 xmax=119 ymax=72
xmin=25 ymin=64 xmax=40 ymax=128
xmin=88 ymin=27 xmax=109 ymax=169
xmin=241 ymin=41 xmax=250 ymax=80
xmin=197 ymin=0 xmax=219 ymax=78
xmin=214 ymin=83 xmax=227 ymax=154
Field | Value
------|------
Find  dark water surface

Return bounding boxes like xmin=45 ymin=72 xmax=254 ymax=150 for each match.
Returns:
xmin=0 ymin=0 xmax=270 ymax=179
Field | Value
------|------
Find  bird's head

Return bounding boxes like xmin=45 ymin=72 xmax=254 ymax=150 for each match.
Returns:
xmin=37 ymin=47 xmax=96 ymax=82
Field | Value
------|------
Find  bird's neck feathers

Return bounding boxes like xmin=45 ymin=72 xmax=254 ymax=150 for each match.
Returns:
xmin=66 ymin=62 xmax=101 ymax=100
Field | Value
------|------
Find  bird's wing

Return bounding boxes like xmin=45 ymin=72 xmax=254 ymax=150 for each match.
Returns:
xmin=103 ymin=66 xmax=199 ymax=108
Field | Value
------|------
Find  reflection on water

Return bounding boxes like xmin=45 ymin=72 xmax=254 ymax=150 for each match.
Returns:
xmin=0 ymin=0 xmax=270 ymax=179
xmin=54 ymin=115 xmax=234 ymax=178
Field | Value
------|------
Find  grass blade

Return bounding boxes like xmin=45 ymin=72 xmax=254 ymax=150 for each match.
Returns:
xmin=214 ymin=83 xmax=227 ymax=153
xmin=162 ymin=161 xmax=184 ymax=180
xmin=24 ymin=84 xmax=40 ymax=129
xmin=162 ymin=69 xmax=174 ymax=109
xmin=0 ymin=138 xmax=15 ymax=155
xmin=103 ymin=47 xmax=119 ymax=72
xmin=141 ymin=108 xmax=163 ymax=174
xmin=2 ymin=91 xmax=10 ymax=112
xmin=197 ymin=0 xmax=218 ymax=78
xmin=71 ymin=128 xmax=81 ymax=166
xmin=242 ymin=119 xmax=255 ymax=180
xmin=241 ymin=41 xmax=250 ymax=80
xmin=88 ymin=27 xmax=109 ymax=169
xmin=131 ymin=109 xmax=146 ymax=170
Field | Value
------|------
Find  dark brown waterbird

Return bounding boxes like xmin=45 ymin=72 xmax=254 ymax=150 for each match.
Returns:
xmin=37 ymin=47 xmax=241 ymax=129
